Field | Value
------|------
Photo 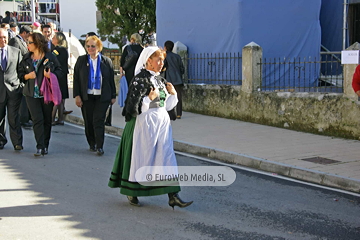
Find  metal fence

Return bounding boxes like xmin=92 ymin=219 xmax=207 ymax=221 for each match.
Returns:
xmin=103 ymin=49 xmax=121 ymax=74
xmin=259 ymin=52 xmax=343 ymax=93
xmin=186 ymin=52 xmax=242 ymax=85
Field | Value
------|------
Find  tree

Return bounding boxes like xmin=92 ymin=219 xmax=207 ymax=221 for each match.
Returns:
xmin=96 ymin=0 xmax=156 ymax=49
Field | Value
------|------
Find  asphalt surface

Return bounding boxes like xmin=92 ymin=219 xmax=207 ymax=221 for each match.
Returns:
xmin=0 ymin=123 xmax=359 ymax=239
xmin=63 ymin=92 xmax=360 ymax=194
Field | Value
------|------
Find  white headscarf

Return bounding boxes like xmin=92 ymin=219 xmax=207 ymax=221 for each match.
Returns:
xmin=134 ymin=46 xmax=159 ymax=76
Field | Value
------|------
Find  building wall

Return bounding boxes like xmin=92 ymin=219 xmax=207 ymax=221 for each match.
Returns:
xmin=0 ymin=1 xmax=21 ymax=16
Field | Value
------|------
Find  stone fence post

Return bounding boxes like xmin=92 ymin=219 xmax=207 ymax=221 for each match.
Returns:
xmin=241 ymin=42 xmax=262 ymax=93
xmin=343 ymin=42 xmax=360 ymax=100
xmin=343 ymin=42 xmax=360 ymax=99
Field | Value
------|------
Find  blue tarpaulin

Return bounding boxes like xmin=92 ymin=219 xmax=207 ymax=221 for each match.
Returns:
xmin=320 ymin=0 xmax=346 ymax=51
xmin=156 ymin=0 xmax=322 ymax=88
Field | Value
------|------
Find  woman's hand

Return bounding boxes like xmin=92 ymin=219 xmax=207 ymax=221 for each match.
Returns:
xmin=25 ymin=71 xmax=36 ymax=80
xmin=44 ymin=69 xmax=51 ymax=79
xmin=148 ymin=87 xmax=158 ymax=101
xmin=75 ymin=96 xmax=83 ymax=108
xmin=111 ymin=98 xmax=116 ymax=105
xmin=166 ymin=82 xmax=176 ymax=95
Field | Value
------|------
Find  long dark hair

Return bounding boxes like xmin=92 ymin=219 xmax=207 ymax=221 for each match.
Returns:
xmin=29 ymin=32 xmax=49 ymax=55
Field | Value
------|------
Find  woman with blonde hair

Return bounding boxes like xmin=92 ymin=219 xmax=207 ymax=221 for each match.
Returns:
xmin=109 ymin=46 xmax=193 ymax=209
xmin=51 ymin=31 xmax=69 ymax=125
xmin=73 ymin=35 xmax=116 ymax=156
xmin=120 ymin=33 xmax=144 ymax=85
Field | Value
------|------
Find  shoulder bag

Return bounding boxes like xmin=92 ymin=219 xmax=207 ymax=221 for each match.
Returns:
xmin=122 ymin=45 xmax=138 ymax=71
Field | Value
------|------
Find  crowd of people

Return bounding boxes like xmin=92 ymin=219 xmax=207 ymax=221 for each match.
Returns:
xmin=0 ymin=20 xmax=71 ymax=155
xmin=0 ymin=13 xmax=191 ymax=208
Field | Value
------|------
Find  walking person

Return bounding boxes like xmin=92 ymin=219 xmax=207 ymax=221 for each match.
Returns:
xmin=0 ymin=28 xmax=23 ymax=150
xmin=18 ymin=32 xmax=63 ymax=156
xmin=163 ymin=40 xmax=185 ymax=119
xmin=120 ymin=33 xmax=143 ymax=85
xmin=51 ymin=32 xmax=69 ymax=126
xmin=108 ymin=46 xmax=193 ymax=208
xmin=73 ymin=35 xmax=116 ymax=156
xmin=8 ymin=25 xmax=33 ymax=129
xmin=85 ymin=31 xmax=112 ymax=126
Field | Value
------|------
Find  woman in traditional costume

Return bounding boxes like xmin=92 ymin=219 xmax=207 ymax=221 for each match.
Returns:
xmin=108 ymin=46 xmax=193 ymax=209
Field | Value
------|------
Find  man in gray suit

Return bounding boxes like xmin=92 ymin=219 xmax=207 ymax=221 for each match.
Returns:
xmin=8 ymin=25 xmax=33 ymax=129
xmin=0 ymin=28 xmax=23 ymax=150
xmin=8 ymin=25 xmax=31 ymax=56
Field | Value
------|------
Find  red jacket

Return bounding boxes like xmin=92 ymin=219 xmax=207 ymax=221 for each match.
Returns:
xmin=352 ymin=65 xmax=360 ymax=93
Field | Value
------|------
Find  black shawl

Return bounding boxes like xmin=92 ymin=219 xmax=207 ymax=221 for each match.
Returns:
xmin=122 ymin=69 xmax=157 ymax=121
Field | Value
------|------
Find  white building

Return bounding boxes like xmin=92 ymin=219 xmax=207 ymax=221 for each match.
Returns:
xmin=0 ymin=0 xmax=118 ymax=48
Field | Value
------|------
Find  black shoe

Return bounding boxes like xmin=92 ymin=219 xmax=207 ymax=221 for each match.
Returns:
xmin=34 ymin=149 xmax=44 ymax=157
xmin=127 ymin=196 xmax=140 ymax=206
xmin=96 ymin=148 xmax=104 ymax=156
xmin=43 ymin=148 xmax=48 ymax=155
xmin=0 ymin=142 xmax=4 ymax=150
xmin=89 ymin=146 xmax=96 ymax=152
xmin=14 ymin=145 xmax=23 ymax=151
xmin=64 ymin=110 xmax=73 ymax=115
xmin=168 ymin=193 xmax=193 ymax=210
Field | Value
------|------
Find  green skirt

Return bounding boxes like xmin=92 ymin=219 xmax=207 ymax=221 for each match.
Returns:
xmin=108 ymin=117 xmax=181 ymax=197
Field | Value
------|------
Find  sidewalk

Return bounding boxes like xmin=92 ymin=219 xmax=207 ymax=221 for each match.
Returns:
xmin=64 ymin=91 xmax=360 ymax=193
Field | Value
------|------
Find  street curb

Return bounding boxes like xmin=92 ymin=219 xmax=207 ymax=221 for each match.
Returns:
xmin=64 ymin=114 xmax=360 ymax=193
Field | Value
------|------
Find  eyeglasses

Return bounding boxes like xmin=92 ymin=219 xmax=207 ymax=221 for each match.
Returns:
xmin=86 ymin=45 xmax=96 ymax=48
xmin=28 ymin=41 xmax=34 ymax=44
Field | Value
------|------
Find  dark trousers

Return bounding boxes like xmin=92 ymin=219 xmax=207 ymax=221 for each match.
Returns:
xmin=19 ymin=95 xmax=31 ymax=123
xmin=174 ymin=85 xmax=183 ymax=117
xmin=81 ymin=94 xmax=109 ymax=149
xmin=0 ymin=91 xmax=23 ymax=146
xmin=26 ymin=96 xmax=53 ymax=149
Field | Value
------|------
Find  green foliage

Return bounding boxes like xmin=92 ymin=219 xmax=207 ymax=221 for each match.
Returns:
xmin=96 ymin=0 xmax=156 ymax=49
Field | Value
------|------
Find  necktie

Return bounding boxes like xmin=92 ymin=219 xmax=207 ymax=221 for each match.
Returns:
xmin=1 ymin=49 xmax=7 ymax=70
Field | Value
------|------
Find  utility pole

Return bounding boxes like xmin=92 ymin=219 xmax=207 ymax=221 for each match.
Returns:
xmin=31 ymin=0 xmax=36 ymax=23
xmin=343 ymin=0 xmax=348 ymax=50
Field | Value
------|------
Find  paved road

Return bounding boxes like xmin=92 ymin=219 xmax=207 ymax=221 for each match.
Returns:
xmin=0 ymin=124 xmax=359 ymax=239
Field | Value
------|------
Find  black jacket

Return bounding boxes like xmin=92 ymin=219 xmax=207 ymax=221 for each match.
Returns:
xmin=73 ymin=54 xmax=116 ymax=102
xmin=164 ymin=51 xmax=184 ymax=86
xmin=18 ymin=51 xmax=63 ymax=98
xmin=120 ymin=44 xmax=143 ymax=84
xmin=122 ymin=69 xmax=170 ymax=122
xmin=54 ymin=46 xmax=69 ymax=98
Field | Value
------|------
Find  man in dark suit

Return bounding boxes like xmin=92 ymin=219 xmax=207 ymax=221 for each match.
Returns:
xmin=164 ymin=40 xmax=185 ymax=119
xmin=41 ymin=24 xmax=54 ymax=50
xmin=0 ymin=28 xmax=23 ymax=150
xmin=8 ymin=25 xmax=33 ymax=129
xmin=2 ymin=11 xmax=11 ymax=24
